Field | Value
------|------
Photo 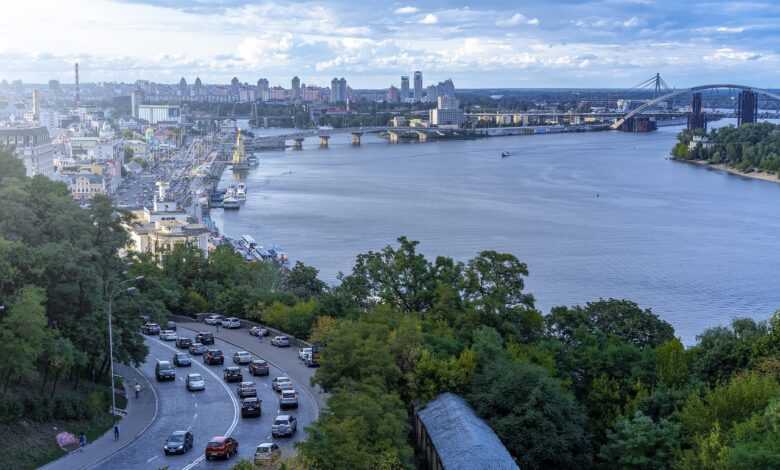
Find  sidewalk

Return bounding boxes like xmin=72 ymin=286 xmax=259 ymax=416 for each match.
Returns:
xmin=40 ymin=363 xmax=158 ymax=470
xmin=177 ymin=321 xmax=329 ymax=412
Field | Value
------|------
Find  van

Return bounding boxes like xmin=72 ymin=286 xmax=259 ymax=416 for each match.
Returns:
xmin=155 ymin=360 xmax=176 ymax=381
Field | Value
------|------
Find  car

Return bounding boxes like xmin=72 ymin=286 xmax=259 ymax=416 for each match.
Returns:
xmin=254 ymin=443 xmax=281 ymax=465
xmin=142 ymin=323 xmax=161 ymax=335
xmin=241 ymin=397 xmax=262 ymax=418
xmin=236 ymin=381 xmax=257 ymax=398
xmin=279 ymin=389 xmax=299 ymax=409
xmin=221 ymin=317 xmax=241 ymax=329
xmin=205 ymin=436 xmax=238 ymax=460
xmin=155 ymin=360 xmax=175 ymax=381
xmin=204 ymin=314 xmax=223 ymax=326
xmin=186 ymin=373 xmax=205 ymax=391
xmin=173 ymin=352 xmax=192 ymax=367
xmin=166 ymin=320 xmax=177 ymax=331
xmin=189 ymin=342 xmax=207 ymax=355
xmin=272 ymin=376 xmax=292 ymax=392
xmin=204 ymin=349 xmax=224 ymax=365
xmin=195 ymin=332 xmax=214 ymax=345
xmin=271 ymin=335 xmax=290 ymax=347
xmin=160 ymin=330 xmax=177 ymax=341
xmin=298 ymin=347 xmax=312 ymax=362
xmin=176 ymin=337 xmax=193 ymax=349
xmin=249 ymin=326 xmax=263 ymax=336
xmin=163 ymin=430 xmax=193 ymax=455
xmin=233 ymin=351 xmax=252 ymax=365
xmin=223 ymin=366 xmax=243 ymax=383
xmin=248 ymin=359 xmax=269 ymax=376
xmin=271 ymin=414 xmax=297 ymax=437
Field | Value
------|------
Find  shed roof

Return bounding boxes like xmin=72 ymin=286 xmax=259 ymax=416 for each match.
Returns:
xmin=417 ymin=393 xmax=519 ymax=470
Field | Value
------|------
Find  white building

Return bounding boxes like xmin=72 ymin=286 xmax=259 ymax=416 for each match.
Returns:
xmin=137 ymin=105 xmax=181 ymax=124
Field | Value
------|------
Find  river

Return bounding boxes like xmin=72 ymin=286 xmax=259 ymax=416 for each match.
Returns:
xmin=213 ymin=120 xmax=780 ymax=343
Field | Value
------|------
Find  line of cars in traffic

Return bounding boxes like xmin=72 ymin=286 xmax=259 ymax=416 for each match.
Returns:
xmin=142 ymin=320 xmax=299 ymax=465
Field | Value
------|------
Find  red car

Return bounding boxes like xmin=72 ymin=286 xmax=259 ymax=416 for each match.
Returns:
xmin=205 ymin=436 xmax=238 ymax=460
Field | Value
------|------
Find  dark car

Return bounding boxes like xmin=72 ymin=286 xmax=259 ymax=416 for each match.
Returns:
xmin=241 ymin=397 xmax=262 ymax=418
xmin=196 ymin=332 xmax=215 ymax=345
xmin=163 ymin=430 xmax=193 ymax=455
xmin=204 ymin=349 xmax=224 ymax=365
xmin=223 ymin=366 xmax=243 ymax=383
xmin=173 ymin=352 xmax=191 ymax=367
xmin=248 ymin=359 xmax=269 ymax=376
xmin=142 ymin=323 xmax=161 ymax=335
xmin=205 ymin=436 xmax=238 ymax=460
xmin=236 ymin=381 xmax=257 ymax=398
xmin=155 ymin=360 xmax=175 ymax=381
xmin=176 ymin=337 xmax=192 ymax=349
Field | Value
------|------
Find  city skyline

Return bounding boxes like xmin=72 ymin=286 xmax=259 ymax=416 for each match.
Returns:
xmin=1 ymin=0 xmax=779 ymax=88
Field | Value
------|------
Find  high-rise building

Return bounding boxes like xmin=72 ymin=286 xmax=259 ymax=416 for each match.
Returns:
xmin=330 ymin=77 xmax=348 ymax=103
xmin=179 ymin=77 xmax=188 ymax=99
xmin=131 ymin=90 xmax=143 ymax=118
xmin=230 ymin=77 xmax=240 ymax=101
xmin=387 ymin=86 xmax=400 ymax=103
xmin=413 ymin=71 xmax=423 ymax=102
xmin=291 ymin=76 xmax=301 ymax=100
xmin=257 ymin=78 xmax=270 ymax=102
xmin=401 ymin=76 xmax=410 ymax=100
xmin=74 ymin=62 xmax=80 ymax=107
xmin=193 ymin=77 xmax=202 ymax=100
xmin=31 ymin=89 xmax=40 ymax=121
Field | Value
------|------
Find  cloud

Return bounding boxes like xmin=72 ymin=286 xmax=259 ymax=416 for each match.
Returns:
xmin=496 ymin=13 xmax=540 ymax=27
xmin=394 ymin=6 xmax=418 ymax=15
xmin=419 ymin=14 xmax=438 ymax=25
xmin=705 ymin=47 xmax=762 ymax=62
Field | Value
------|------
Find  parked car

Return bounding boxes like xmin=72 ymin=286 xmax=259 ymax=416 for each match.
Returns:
xmin=271 ymin=415 xmax=297 ymax=438
xmin=298 ymin=347 xmax=312 ymax=362
xmin=166 ymin=320 xmax=177 ymax=331
xmin=249 ymin=326 xmax=265 ymax=337
xmin=237 ymin=381 xmax=257 ymax=398
xmin=142 ymin=323 xmax=161 ymax=335
xmin=272 ymin=376 xmax=292 ymax=392
xmin=254 ymin=443 xmax=281 ymax=465
xmin=163 ymin=430 xmax=193 ymax=455
xmin=176 ymin=337 xmax=193 ymax=349
xmin=205 ymin=436 xmax=238 ymax=460
xmin=279 ymin=389 xmax=299 ymax=409
xmin=223 ymin=366 xmax=243 ymax=383
xmin=221 ymin=317 xmax=241 ymax=329
xmin=155 ymin=360 xmax=175 ymax=381
xmin=186 ymin=373 xmax=205 ymax=391
xmin=195 ymin=332 xmax=214 ymax=345
xmin=271 ymin=335 xmax=290 ymax=347
xmin=233 ymin=351 xmax=252 ymax=365
xmin=249 ymin=359 xmax=270 ymax=376
xmin=173 ymin=352 xmax=192 ymax=367
xmin=189 ymin=342 xmax=207 ymax=355
xmin=204 ymin=349 xmax=224 ymax=365
xmin=204 ymin=314 xmax=223 ymax=326
xmin=241 ymin=397 xmax=262 ymax=418
xmin=160 ymin=330 xmax=177 ymax=341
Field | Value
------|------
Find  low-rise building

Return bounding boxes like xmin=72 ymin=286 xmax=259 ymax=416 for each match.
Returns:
xmin=69 ymin=173 xmax=106 ymax=201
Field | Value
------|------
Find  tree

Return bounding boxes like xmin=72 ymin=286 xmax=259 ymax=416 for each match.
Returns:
xmin=0 ymin=286 xmax=48 ymax=393
xmin=0 ymin=148 xmax=26 ymax=183
xmin=285 ymin=261 xmax=327 ymax=299
xmin=656 ymin=338 xmax=689 ymax=388
xmin=597 ymin=411 xmax=680 ymax=469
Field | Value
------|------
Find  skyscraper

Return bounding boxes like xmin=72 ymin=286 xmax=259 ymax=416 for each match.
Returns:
xmin=291 ymin=76 xmax=301 ymax=101
xmin=131 ymin=90 xmax=143 ymax=118
xmin=400 ymin=76 xmax=410 ymax=100
xmin=31 ymin=89 xmax=40 ymax=121
xmin=193 ymin=77 xmax=202 ymax=100
xmin=179 ymin=77 xmax=188 ymax=99
xmin=257 ymin=78 xmax=270 ymax=102
xmin=330 ymin=78 xmax=348 ymax=103
xmin=413 ymin=71 xmax=423 ymax=102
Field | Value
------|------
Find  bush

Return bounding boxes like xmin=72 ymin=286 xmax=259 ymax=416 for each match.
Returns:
xmin=0 ymin=399 xmax=24 ymax=424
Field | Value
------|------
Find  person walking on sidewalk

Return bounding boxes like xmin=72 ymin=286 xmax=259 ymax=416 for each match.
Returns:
xmin=79 ymin=432 xmax=87 ymax=450
xmin=134 ymin=381 xmax=141 ymax=399
xmin=113 ymin=424 xmax=120 ymax=441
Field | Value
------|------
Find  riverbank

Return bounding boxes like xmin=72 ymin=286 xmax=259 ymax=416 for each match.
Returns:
xmin=676 ymin=158 xmax=780 ymax=185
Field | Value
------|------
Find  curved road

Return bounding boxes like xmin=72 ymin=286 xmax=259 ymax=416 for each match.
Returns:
xmin=94 ymin=330 xmax=317 ymax=469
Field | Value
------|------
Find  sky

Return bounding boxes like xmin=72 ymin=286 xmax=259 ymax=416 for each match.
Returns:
xmin=1 ymin=0 xmax=779 ymax=89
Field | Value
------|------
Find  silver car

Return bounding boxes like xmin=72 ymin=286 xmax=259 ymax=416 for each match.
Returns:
xmin=272 ymin=376 xmax=292 ymax=392
xmin=279 ymin=389 xmax=298 ymax=409
xmin=186 ymin=373 xmax=205 ymax=391
xmin=271 ymin=414 xmax=297 ymax=438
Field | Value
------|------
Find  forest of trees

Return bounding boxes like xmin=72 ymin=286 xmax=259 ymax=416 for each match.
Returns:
xmin=672 ymin=122 xmax=780 ymax=175
xmin=3 ymin=145 xmax=780 ymax=469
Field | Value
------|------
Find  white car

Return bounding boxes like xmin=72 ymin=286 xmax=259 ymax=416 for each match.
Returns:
xmin=221 ymin=317 xmax=241 ymax=329
xmin=186 ymin=373 xmax=205 ymax=391
xmin=204 ymin=314 xmax=223 ymax=325
xmin=233 ymin=351 xmax=252 ymax=365
xmin=160 ymin=330 xmax=177 ymax=341
xmin=279 ymin=389 xmax=299 ymax=409
xmin=272 ymin=376 xmax=292 ymax=393
xmin=298 ymin=347 xmax=312 ymax=362
xmin=271 ymin=335 xmax=290 ymax=347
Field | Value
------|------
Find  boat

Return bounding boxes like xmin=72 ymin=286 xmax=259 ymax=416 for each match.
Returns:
xmin=501 ymin=151 xmax=512 ymax=158
xmin=222 ymin=196 xmax=241 ymax=210
xmin=247 ymin=153 xmax=259 ymax=166
xmin=235 ymin=183 xmax=247 ymax=203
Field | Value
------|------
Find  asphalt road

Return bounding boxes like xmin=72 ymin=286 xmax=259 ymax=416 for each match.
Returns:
xmin=96 ymin=331 xmax=316 ymax=469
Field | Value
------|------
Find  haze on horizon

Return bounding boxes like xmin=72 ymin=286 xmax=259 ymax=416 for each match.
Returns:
xmin=1 ymin=0 xmax=779 ymax=89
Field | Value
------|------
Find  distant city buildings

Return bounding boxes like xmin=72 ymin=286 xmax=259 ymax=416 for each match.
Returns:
xmin=400 ymin=76 xmax=410 ymax=101
xmin=413 ymin=71 xmax=423 ymax=102
xmin=330 ymin=77 xmax=348 ymax=103
xmin=291 ymin=76 xmax=301 ymax=101
xmin=137 ymin=104 xmax=181 ymax=124
xmin=430 ymin=95 xmax=464 ymax=127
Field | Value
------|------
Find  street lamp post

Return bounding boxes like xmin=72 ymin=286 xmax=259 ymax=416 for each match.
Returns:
xmin=107 ymin=276 xmax=144 ymax=416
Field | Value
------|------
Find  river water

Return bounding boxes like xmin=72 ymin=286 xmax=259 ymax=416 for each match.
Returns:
xmin=213 ymin=120 xmax=780 ymax=342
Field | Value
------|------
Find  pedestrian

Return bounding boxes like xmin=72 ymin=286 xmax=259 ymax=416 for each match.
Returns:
xmin=134 ymin=381 xmax=141 ymax=399
xmin=79 ymin=432 xmax=87 ymax=449
xmin=113 ymin=424 xmax=120 ymax=441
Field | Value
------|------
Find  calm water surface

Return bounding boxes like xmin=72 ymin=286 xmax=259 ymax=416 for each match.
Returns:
xmin=213 ymin=120 xmax=780 ymax=342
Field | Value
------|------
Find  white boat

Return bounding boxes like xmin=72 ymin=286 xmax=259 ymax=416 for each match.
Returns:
xmin=235 ymin=183 xmax=247 ymax=202
xmin=222 ymin=196 xmax=241 ymax=210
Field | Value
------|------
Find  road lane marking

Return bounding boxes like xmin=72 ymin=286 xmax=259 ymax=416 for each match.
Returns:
xmin=153 ymin=337 xmax=240 ymax=470
xmin=147 ymin=455 xmax=159 ymax=463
